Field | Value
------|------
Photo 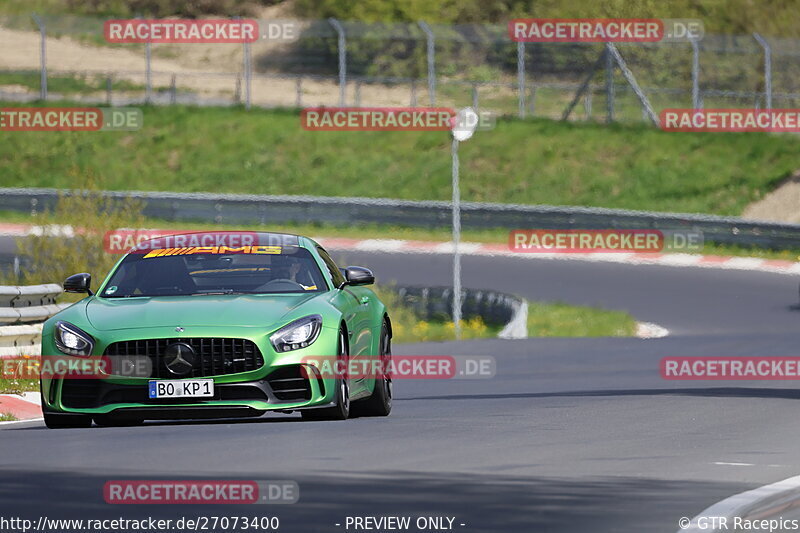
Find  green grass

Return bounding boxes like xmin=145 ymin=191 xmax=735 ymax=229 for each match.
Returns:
xmin=527 ymin=301 xmax=638 ymax=337
xmin=374 ymin=286 xmax=637 ymax=342
xmin=0 ymin=103 xmax=798 ymax=217
xmin=0 ymin=412 xmax=18 ymax=421
xmin=0 ymin=367 xmax=39 ymax=394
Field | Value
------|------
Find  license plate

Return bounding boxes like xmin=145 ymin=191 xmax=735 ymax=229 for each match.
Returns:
xmin=148 ymin=379 xmax=214 ymax=399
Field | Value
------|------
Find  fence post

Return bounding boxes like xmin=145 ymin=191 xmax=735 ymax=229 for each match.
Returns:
xmin=410 ymin=79 xmax=417 ymax=106
xmin=517 ymin=41 xmax=526 ymax=118
xmin=605 ymin=43 xmax=660 ymax=127
xmin=295 ymin=77 xmax=302 ymax=108
xmin=170 ymin=74 xmax=177 ymax=104
xmin=753 ymin=33 xmax=772 ymax=110
xmin=691 ymin=38 xmax=701 ymax=109
xmin=471 ymin=83 xmax=479 ymax=110
xmin=106 ymin=76 xmax=112 ymax=105
xmin=584 ymin=91 xmax=592 ymax=119
xmin=418 ymin=21 xmax=436 ymax=106
xmin=605 ymin=45 xmax=614 ymax=123
xmin=31 ymin=14 xmax=47 ymax=101
xmin=135 ymin=16 xmax=152 ymax=104
xmin=243 ymin=38 xmax=252 ymax=109
xmin=328 ymin=18 xmax=347 ymax=106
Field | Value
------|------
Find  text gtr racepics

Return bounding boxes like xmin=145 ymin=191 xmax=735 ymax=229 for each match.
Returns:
xmin=39 ymin=232 xmax=392 ymax=428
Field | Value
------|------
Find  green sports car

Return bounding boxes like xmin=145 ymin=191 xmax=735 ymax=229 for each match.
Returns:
xmin=40 ymin=231 xmax=392 ymax=428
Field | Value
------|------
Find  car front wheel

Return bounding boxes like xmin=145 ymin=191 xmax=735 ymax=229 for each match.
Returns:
xmin=352 ymin=320 xmax=392 ymax=417
xmin=301 ymin=329 xmax=350 ymax=421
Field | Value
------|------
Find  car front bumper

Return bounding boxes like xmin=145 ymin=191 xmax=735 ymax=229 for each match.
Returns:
xmin=40 ymin=325 xmax=341 ymax=419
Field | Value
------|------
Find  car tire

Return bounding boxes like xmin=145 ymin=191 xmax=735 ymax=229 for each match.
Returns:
xmin=43 ymin=411 xmax=92 ymax=429
xmin=93 ymin=414 xmax=145 ymax=427
xmin=302 ymin=329 xmax=350 ymax=421
xmin=351 ymin=320 xmax=392 ymax=417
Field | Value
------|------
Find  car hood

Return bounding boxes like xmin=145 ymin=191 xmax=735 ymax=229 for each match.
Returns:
xmin=84 ymin=293 xmax=322 ymax=331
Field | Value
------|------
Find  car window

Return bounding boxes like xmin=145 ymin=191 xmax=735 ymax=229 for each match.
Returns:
xmin=316 ymin=246 xmax=346 ymax=288
xmin=100 ymin=245 xmax=326 ymax=297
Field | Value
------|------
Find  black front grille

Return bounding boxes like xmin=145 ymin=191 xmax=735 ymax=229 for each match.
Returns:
xmin=104 ymin=338 xmax=264 ymax=378
xmin=61 ymin=379 xmax=101 ymax=409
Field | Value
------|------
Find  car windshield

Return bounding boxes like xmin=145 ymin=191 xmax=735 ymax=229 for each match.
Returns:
xmin=100 ymin=245 xmax=327 ymax=297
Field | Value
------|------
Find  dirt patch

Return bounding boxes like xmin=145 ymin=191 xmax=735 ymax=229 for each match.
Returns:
xmin=0 ymin=22 xmax=421 ymax=107
xmin=742 ymin=171 xmax=800 ymax=223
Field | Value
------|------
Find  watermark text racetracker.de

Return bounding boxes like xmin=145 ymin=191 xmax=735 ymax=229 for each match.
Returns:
xmin=662 ymin=357 xmax=800 ymax=380
xmin=661 ymin=109 xmax=800 ymax=132
xmin=508 ymin=18 xmax=704 ymax=43
xmin=104 ymin=19 xmax=297 ymax=43
xmin=105 ymin=480 xmax=298 ymax=505
xmin=300 ymin=107 xmax=495 ymax=132
xmin=509 ymin=229 xmax=703 ymax=253
xmin=0 ymin=108 xmax=142 ymax=132
xmin=301 ymin=355 xmax=495 ymax=380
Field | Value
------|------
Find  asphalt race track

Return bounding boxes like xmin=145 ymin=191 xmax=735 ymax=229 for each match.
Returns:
xmin=2 ymin=246 xmax=800 ymax=532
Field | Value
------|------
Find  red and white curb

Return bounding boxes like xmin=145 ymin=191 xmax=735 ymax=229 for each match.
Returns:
xmin=0 ymin=391 xmax=42 ymax=423
xmin=314 ymin=238 xmax=800 ymax=276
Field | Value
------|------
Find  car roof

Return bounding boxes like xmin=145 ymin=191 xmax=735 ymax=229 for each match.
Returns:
xmin=132 ymin=230 xmax=316 ymax=251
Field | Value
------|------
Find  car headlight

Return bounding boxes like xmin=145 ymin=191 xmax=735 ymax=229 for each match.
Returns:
xmin=54 ymin=321 xmax=95 ymax=356
xmin=270 ymin=315 xmax=322 ymax=352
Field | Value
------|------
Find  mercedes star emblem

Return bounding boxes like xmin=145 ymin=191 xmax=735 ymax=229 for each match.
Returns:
xmin=163 ymin=342 xmax=196 ymax=376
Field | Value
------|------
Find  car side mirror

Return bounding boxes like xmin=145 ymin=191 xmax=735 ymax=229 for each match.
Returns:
xmin=342 ymin=266 xmax=375 ymax=287
xmin=64 ymin=273 xmax=93 ymax=295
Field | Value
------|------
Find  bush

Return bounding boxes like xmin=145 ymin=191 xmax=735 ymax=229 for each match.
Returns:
xmin=13 ymin=188 xmax=145 ymax=289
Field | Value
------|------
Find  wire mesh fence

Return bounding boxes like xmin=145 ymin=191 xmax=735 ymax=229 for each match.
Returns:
xmin=0 ymin=15 xmax=797 ymax=123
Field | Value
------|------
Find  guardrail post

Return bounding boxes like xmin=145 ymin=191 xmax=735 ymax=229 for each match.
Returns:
xmin=295 ymin=77 xmax=302 ymax=107
xmin=106 ymin=76 xmax=112 ymax=105
xmin=328 ymin=18 xmax=347 ymax=106
xmin=418 ymin=21 xmax=436 ymax=106
xmin=517 ymin=41 xmax=526 ymax=118
xmin=31 ymin=14 xmax=47 ymax=101
xmin=753 ymin=33 xmax=772 ymax=110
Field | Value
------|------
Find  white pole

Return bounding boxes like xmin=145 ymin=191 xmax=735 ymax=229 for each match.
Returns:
xmin=451 ymin=137 xmax=462 ymax=340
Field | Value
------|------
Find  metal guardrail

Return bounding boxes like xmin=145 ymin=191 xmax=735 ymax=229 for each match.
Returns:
xmin=1 ymin=188 xmax=800 ymax=250
xmin=0 ymin=284 xmax=69 ymax=356
xmin=0 ymin=284 xmax=67 ymax=324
